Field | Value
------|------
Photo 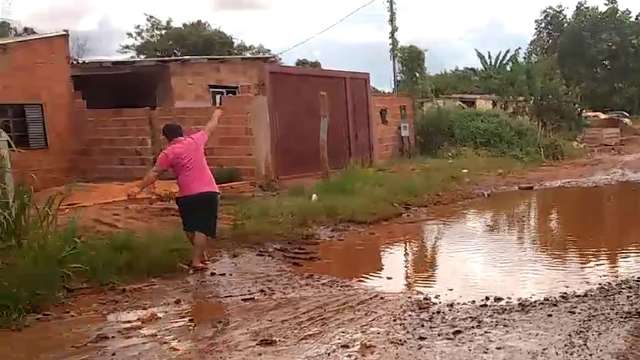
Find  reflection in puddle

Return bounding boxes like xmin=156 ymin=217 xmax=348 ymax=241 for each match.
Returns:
xmin=303 ymin=182 xmax=640 ymax=300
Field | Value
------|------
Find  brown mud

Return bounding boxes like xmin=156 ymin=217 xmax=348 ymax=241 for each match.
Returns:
xmin=3 ymin=148 xmax=640 ymax=359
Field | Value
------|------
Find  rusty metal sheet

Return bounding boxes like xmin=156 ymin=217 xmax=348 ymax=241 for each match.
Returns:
xmin=269 ymin=71 xmax=351 ymax=177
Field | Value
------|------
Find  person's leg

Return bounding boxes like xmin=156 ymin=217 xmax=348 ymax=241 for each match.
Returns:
xmin=191 ymin=232 xmax=208 ymax=269
xmin=185 ymin=231 xmax=195 ymax=245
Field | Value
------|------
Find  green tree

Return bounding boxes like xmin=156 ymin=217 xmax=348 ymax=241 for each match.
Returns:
xmin=557 ymin=1 xmax=640 ymax=112
xmin=527 ymin=5 xmax=569 ymax=61
xmin=387 ymin=0 xmax=399 ymax=92
xmin=0 ymin=21 xmax=37 ymax=38
xmin=295 ymin=58 xmax=322 ymax=69
xmin=397 ymin=45 xmax=429 ymax=97
xmin=120 ymin=14 xmax=273 ymax=58
xmin=429 ymin=68 xmax=482 ymax=96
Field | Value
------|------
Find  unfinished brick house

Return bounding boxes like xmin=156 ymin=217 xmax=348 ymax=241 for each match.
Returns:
xmin=2 ymin=32 xmax=414 ymax=189
xmin=0 ymin=32 xmax=79 ymax=187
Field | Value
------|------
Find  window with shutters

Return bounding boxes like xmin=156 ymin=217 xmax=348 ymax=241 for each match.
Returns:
xmin=0 ymin=104 xmax=48 ymax=150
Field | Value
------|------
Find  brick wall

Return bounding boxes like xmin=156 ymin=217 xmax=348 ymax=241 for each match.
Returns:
xmin=153 ymin=96 xmax=257 ymax=179
xmin=0 ymin=33 xmax=77 ymax=189
xmin=372 ymin=95 xmax=415 ymax=163
xmin=169 ymin=61 xmax=267 ymax=107
xmin=79 ymin=96 xmax=258 ymax=181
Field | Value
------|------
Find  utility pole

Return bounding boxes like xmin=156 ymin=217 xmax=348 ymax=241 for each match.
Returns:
xmin=387 ymin=0 xmax=399 ymax=94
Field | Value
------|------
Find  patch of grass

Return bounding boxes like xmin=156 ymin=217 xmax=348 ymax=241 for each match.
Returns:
xmin=229 ymin=154 xmax=524 ymax=240
xmin=0 ymin=225 xmax=189 ymax=328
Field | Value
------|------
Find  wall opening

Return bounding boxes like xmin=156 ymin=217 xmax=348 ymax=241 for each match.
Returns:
xmin=72 ymin=66 xmax=170 ymax=109
xmin=209 ymin=85 xmax=239 ymax=106
xmin=0 ymin=104 xmax=47 ymax=149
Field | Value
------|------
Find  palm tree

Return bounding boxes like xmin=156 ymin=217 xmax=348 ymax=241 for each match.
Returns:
xmin=474 ymin=48 xmax=520 ymax=74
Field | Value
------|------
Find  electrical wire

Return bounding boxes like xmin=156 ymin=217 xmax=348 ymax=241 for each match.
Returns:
xmin=277 ymin=0 xmax=378 ymax=56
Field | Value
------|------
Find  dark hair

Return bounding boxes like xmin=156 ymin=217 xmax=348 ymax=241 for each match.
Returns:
xmin=162 ymin=123 xmax=183 ymax=141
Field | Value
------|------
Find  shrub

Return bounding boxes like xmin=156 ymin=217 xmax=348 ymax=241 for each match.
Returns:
xmin=214 ymin=167 xmax=242 ymax=184
xmin=416 ymin=108 xmax=570 ymax=161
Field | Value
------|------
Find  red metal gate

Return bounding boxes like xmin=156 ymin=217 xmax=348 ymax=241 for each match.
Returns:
xmin=267 ymin=65 xmax=372 ymax=178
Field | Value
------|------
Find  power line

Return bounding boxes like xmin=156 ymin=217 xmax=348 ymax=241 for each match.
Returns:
xmin=277 ymin=0 xmax=377 ymax=56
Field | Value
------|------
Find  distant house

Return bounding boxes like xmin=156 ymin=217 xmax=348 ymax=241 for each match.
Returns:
xmin=1 ymin=32 xmax=415 ymax=189
xmin=419 ymin=94 xmax=498 ymax=111
xmin=418 ymin=94 xmax=528 ymax=114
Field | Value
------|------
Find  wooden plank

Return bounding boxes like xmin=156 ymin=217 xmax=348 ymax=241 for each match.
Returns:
xmin=319 ymin=92 xmax=330 ymax=179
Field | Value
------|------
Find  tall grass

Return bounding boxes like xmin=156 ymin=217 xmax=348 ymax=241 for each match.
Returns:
xmin=0 ymin=184 xmax=62 ymax=248
xmin=416 ymin=108 xmax=574 ymax=161
xmin=0 ymin=184 xmax=189 ymax=327
xmin=231 ymin=154 xmax=522 ymax=240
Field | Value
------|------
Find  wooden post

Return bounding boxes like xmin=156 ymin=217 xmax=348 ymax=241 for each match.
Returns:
xmin=319 ymin=92 xmax=330 ymax=179
xmin=0 ymin=130 xmax=14 ymax=204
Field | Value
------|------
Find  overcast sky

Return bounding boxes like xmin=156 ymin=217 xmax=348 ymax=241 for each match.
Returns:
xmin=9 ymin=0 xmax=640 ymax=88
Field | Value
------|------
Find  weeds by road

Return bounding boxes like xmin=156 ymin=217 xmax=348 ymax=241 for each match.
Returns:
xmin=230 ymin=153 xmax=525 ymax=240
xmin=0 ymin=184 xmax=189 ymax=327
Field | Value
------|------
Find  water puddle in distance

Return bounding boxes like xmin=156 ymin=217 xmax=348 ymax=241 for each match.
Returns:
xmin=301 ymin=182 xmax=640 ymax=301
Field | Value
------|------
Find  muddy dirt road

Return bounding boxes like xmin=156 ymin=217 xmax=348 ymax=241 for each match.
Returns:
xmin=3 ymin=150 xmax=640 ymax=359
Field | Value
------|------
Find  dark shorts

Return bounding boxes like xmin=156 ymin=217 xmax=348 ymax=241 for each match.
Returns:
xmin=175 ymin=192 xmax=219 ymax=238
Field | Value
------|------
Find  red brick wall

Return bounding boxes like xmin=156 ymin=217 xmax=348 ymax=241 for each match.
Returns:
xmin=169 ymin=61 xmax=267 ymax=107
xmin=372 ymin=95 xmax=415 ymax=163
xmin=154 ymin=96 xmax=256 ymax=179
xmin=79 ymin=96 xmax=257 ymax=181
xmin=0 ymin=34 xmax=76 ymax=189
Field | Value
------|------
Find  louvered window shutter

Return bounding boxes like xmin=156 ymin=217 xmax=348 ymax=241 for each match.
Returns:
xmin=24 ymin=104 xmax=48 ymax=149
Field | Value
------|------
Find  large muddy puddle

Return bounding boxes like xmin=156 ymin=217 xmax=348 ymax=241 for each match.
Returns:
xmin=303 ymin=182 xmax=640 ymax=300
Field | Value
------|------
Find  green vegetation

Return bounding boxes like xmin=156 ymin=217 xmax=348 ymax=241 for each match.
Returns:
xmin=120 ymin=14 xmax=273 ymax=58
xmin=0 ymin=184 xmax=189 ymax=327
xmin=214 ymin=167 xmax=242 ymax=184
xmin=415 ymin=108 xmax=578 ymax=161
xmin=230 ymin=154 xmax=523 ymax=240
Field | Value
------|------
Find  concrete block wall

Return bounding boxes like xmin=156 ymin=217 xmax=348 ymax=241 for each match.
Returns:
xmin=372 ymin=95 xmax=415 ymax=163
xmin=153 ymin=96 xmax=256 ymax=179
xmin=78 ymin=96 xmax=258 ymax=181
xmin=80 ymin=108 xmax=153 ymax=180
xmin=169 ymin=61 xmax=267 ymax=108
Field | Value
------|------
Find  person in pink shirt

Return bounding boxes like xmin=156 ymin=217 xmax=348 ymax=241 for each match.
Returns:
xmin=128 ymin=109 xmax=223 ymax=270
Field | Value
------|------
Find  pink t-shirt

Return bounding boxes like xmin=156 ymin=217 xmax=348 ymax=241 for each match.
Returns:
xmin=156 ymin=131 xmax=219 ymax=197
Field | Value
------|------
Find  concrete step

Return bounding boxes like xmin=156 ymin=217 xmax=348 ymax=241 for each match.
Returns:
xmin=84 ymin=146 xmax=153 ymax=157
xmin=92 ymin=156 xmax=155 ymax=167
xmin=205 ymin=146 xmax=254 ymax=157
xmin=207 ymin=156 xmax=255 ymax=168
xmin=87 ymin=117 xmax=150 ymax=128
xmin=91 ymin=127 xmax=152 ymax=137
xmin=88 ymin=137 xmax=151 ymax=147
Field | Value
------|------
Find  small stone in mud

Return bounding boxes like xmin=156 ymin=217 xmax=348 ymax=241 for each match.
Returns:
xmin=452 ymin=329 xmax=463 ymax=336
xmin=257 ymin=338 xmax=278 ymax=347
xmin=139 ymin=311 xmax=160 ymax=323
xmin=88 ymin=333 xmax=110 ymax=344
xmin=386 ymin=277 xmax=393 ymax=280
xmin=174 ymin=298 xmax=182 ymax=305
xmin=494 ymin=296 xmax=505 ymax=303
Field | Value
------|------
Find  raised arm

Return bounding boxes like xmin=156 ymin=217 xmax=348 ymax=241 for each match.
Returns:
xmin=204 ymin=108 xmax=223 ymax=137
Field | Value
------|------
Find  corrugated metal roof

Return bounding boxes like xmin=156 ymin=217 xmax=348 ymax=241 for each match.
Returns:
xmin=0 ymin=31 xmax=68 ymax=45
xmin=73 ymin=55 xmax=276 ymax=67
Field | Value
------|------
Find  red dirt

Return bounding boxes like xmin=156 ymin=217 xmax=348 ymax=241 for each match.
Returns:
xmin=6 ymin=143 xmax=640 ymax=359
